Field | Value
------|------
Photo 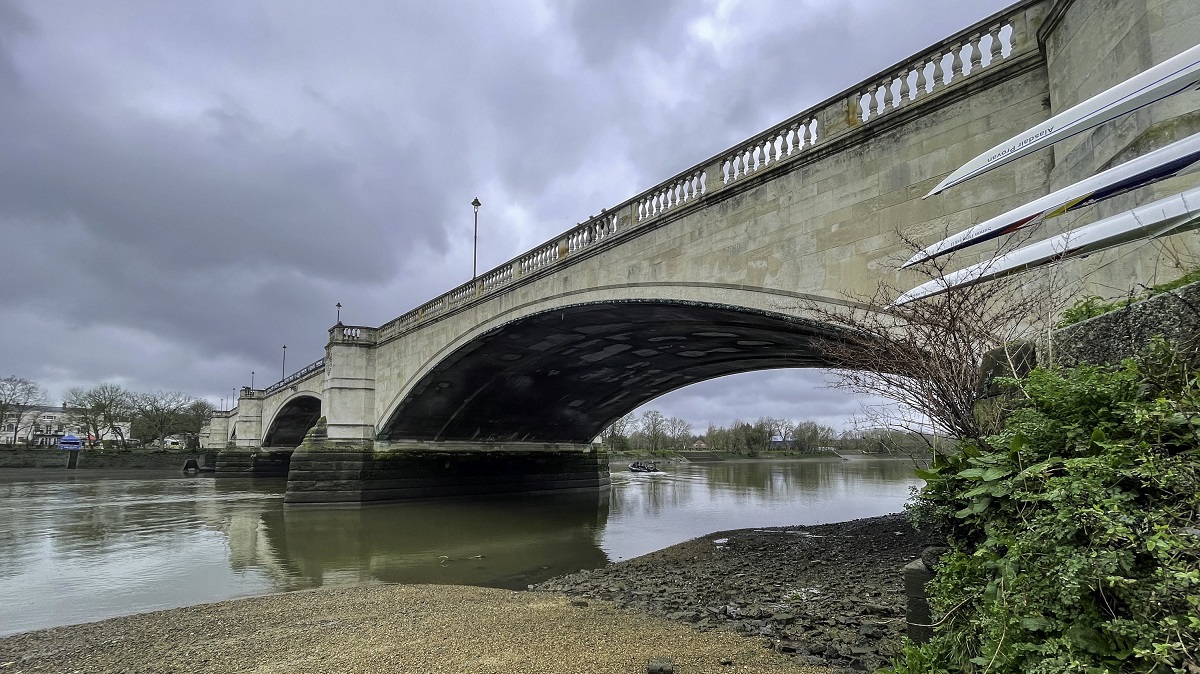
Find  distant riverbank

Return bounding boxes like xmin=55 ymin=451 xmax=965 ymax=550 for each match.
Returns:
xmin=0 ymin=448 xmax=212 ymax=472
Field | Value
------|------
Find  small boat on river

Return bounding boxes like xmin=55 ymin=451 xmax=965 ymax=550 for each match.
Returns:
xmin=628 ymin=461 xmax=660 ymax=473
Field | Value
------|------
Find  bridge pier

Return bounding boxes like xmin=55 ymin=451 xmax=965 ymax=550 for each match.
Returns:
xmin=324 ymin=325 xmax=378 ymax=442
xmin=283 ymin=419 xmax=609 ymax=505
xmin=231 ymin=389 xmax=264 ymax=449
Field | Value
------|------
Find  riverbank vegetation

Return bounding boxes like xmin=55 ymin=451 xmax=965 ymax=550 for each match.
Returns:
xmin=0 ymin=377 xmax=212 ymax=449
xmin=894 ymin=340 xmax=1200 ymax=674
xmin=600 ymin=409 xmax=935 ymax=459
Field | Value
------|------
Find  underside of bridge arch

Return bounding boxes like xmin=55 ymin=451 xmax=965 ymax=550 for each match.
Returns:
xmin=264 ymin=395 xmax=322 ymax=447
xmin=379 ymin=301 xmax=858 ymax=444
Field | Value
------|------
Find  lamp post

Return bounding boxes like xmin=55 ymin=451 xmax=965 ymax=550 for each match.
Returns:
xmin=471 ymin=197 xmax=482 ymax=279
xmin=336 ymin=302 xmax=342 ymax=324
xmin=251 ymin=371 xmax=255 ymax=389
xmin=281 ymin=345 xmax=287 ymax=381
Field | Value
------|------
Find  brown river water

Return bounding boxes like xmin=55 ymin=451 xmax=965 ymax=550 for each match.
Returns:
xmin=0 ymin=457 xmax=921 ymax=636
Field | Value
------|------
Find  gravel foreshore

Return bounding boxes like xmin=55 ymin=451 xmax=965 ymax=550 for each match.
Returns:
xmin=535 ymin=514 xmax=936 ymax=672
xmin=0 ymin=514 xmax=930 ymax=673
xmin=0 ymin=585 xmax=830 ymax=674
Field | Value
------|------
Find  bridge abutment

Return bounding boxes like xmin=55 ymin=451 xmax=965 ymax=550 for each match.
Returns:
xmin=284 ymin=419 xmax=610 ymax=505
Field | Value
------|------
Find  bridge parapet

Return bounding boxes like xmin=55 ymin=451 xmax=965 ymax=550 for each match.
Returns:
xmin=331 ymin=325 xmax=377 ymax=345
xmin=853 ymin=2 xmax=1041 ymax=124
xmin=373 ymin=0 xmax=1050 ymax=345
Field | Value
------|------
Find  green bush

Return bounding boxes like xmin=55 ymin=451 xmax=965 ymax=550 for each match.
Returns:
xmin=895 ymin=340 xmax=1200 ymax=674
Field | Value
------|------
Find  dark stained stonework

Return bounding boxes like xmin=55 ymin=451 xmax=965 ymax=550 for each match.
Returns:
xmin=215 ymin=448 xmax=294 ymax=477
xmin=284 ymin=419 xmax=610 ymax=505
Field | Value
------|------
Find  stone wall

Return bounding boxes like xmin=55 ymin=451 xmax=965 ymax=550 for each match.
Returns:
xmin=0 ymin=448 xmax=216 ymax=471
xmin=1050 ymin=281 xmax=1200 ymax=367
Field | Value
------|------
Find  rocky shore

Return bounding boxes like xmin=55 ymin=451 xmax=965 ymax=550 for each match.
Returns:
xmin=536 ymin=514 xmax=937 ymax=672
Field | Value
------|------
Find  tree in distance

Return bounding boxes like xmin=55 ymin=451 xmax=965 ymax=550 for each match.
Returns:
xmin=63 ymin=383 xmax=136 ymax=449
xmin=0 ymin=376 xmax=50 ymax=445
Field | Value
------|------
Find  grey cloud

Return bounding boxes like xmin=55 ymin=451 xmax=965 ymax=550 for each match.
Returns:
xmin=0 ymin=0 xmax=1013 ymax=426
xmin=564 ymin=0 xmax=693 ymax=67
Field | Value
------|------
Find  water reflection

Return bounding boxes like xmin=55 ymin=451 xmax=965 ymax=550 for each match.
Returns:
xmin=0 ymin=458 xmax=920 ymax=636
xmin=257 ymin=490 xmax=610 ymax=590
xmin=604 ymin=459 xmax=920 ymax=560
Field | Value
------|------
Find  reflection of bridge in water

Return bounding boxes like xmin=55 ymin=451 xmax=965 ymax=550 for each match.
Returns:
xmin=251 ymin=487 xmax=610 ymax=590
xmin=202 ymin=0 xmax=1200 ymax=504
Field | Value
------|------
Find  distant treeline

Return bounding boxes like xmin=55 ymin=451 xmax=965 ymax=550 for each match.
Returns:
xmin=600 ymin=411 xmax=943 ymax=457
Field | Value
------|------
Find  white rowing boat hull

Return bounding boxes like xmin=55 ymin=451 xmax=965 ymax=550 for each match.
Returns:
xmin=904 ymin=133 xmax=1200 ymax=267
xmin=924 ymin=43 xmax=1200 ymax=198
xmin=892 ymin=187 xmax=1200 ymax=305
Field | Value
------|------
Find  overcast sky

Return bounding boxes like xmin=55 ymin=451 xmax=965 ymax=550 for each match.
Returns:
xmin=0 ymin=0 xmax=1014 ymax=433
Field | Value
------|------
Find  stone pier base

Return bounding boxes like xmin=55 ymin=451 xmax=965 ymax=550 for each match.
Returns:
xmin=283 ymin=420 xmax=610 ymax=505
xmin=216 ymin=447 xmax=295 ymax=477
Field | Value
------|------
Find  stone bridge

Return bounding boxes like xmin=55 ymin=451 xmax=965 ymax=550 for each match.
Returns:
xmin=202 ymin=0 xmax=1200 ymax=504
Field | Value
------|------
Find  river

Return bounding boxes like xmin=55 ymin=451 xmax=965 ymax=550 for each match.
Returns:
xmin=0 ymin=457 xmax=921 ymax=636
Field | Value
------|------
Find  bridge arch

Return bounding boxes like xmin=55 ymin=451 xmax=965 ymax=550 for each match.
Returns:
xmin=263 ymin=394 xmax=323 ymax=447
xmin=377 ymin=296 xmax=863 ymax=444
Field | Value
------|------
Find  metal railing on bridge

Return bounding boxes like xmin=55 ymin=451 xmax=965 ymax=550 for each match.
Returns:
xmin=263 ymin=357 xmax=327 ymax=394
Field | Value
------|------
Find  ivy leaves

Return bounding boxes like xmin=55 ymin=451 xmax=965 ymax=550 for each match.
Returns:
xmin=891 ymin=342 xmax=1200 ymax=674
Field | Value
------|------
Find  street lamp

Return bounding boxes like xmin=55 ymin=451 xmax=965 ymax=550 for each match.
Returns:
xmin=336 ymin=302 xmax=342 ymax=324
xmin=251 ymin=371 xmax=255 ymax=389
xmin=281 ymin=345 xmax=287 ymax=381
xmin=472 ymin=197 xmax=482 ymax=279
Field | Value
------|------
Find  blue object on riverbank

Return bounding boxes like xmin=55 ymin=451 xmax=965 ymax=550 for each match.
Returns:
xmin=57 ymin=435 xmax=82 ymax=451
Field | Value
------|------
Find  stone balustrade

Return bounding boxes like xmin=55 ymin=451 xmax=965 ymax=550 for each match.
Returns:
xmin=519 ymin=240 xmax=561 ymax=275
xmin=637 ymin=168 xmax=708 ymax=222
xmin=720 ymin=117 xmax=820 ymax=188
xmin=568 ymin=212 xmax=620 ymax=253
xmin=480 ymin=264 xmax=513 ymax=291
xmin=370 ymin=0 xmax=1048 ymax=345
xmin=854 ymin=10 xmax=1029 ymax=123
xmin=447 ymin=283 xmax=476 ymax=307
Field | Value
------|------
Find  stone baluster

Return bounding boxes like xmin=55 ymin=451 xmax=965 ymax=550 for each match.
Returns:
xmin=932 ymin=53 xmax=946 ymax=89
xmin=969 ymin=34 xmax=983 ymax=72
xmin=898 ymin=69 xmax=911 ymax=106
xmin=951 ymin=44 xmax=965 ymax=81
xmin=989 ymin=25 xmax=1004 ymax=65
xmin=916 ymin=59 xmax=929 ymax=96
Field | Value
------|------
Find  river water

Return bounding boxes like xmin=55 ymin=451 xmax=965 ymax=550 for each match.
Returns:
xmin=0 ymin=458 xmax=921 ymax=637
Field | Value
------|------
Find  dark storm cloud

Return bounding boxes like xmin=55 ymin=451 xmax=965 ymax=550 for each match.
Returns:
xmin=0 ymin=0 xmax=1012 ymax=422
